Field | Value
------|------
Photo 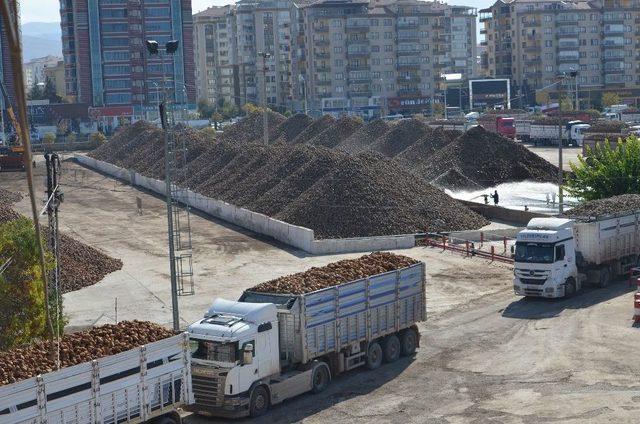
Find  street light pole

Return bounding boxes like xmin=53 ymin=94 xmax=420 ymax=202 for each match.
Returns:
xmin=147 ymin=39 xmax=181 ymax=331
xmin=557 ymin=73 xmax=565 ymax=214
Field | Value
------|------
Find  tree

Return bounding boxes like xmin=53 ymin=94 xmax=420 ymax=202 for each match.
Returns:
xmin=565 ymin=135 xmax=640 ymax=201
xmin=0 ymin=218 xmax=49 ymax=350
xmin=220 ymin=100 xmax=239 ymax=119
xmin=432 ymin=103 xmax=444 ymax=118
xmin=242 ymin=103 xmax=263 ymax=115
xmin=27 ymin=79 xmax=43 ymax=101
xmin=197 ymin=99 xmax=215 ymax=119
xmin=602 ymin=92 xmax=620 ymax=108
xmin=559 ymin=95 xmax=573 ymax=112
xmin=43 ymin=133 xmax=56 ymax=145
xmin=211 ymin=112 xmax=223 ymax=130
xmin=89 ymin=132 xmax=107 ymax=145
xmin=535 ymin=90 xmax=550 ymax=106
xmin=42 ymin=78 xmax=63 ymax=103
xmin=199 ymin=127 xmax=217 ymax=139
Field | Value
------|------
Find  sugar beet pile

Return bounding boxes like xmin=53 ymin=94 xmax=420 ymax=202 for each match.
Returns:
xmin=0 ymin=188 xmax=122 ymax=293
xmin=249 ymin=252 xmax=418 ymax=295
xmin=563 ymin=194 xmax=640 ymax=218
xmin=90 ymin=120 xmax=489 ymax=238
xmin=207 ymin=112 xmax=558 ymax=190
xmin=0 ymin=321 xmax=173 ymax=385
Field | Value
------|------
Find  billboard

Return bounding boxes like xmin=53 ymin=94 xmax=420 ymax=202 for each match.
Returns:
xmin=469 ymin=79 xmax=510 ymax=110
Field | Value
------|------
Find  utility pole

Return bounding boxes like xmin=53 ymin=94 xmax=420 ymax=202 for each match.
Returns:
xmin=45 ymin=152 xmax=63 ymax=344
xmin=557 ymin=74 xmax=565 ymax=214
xmin=259 ymin=52 xmax=271 ymax=145
xmin=147 ymin=39 xmax=182 ymax=331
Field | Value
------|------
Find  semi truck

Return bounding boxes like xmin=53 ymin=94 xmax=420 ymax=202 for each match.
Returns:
xmin=513 ymin=215 xmax=640 ymax=298
xmin=478 ymin=116 xmax=516 ymax=138
xmin=0 ymin=333 xmax=193 ymax=424
xmin=187 ymin=261 xmax=426 ymax=418
xmin=525 ymin=120 xmax=590 ymax=146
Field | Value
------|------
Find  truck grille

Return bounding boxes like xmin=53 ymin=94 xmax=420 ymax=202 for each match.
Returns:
xmin=191 ymin=366 xmax=227 ymax=408
xmin=520 ymin=278 xmax=546 ymax=285
xmin=524 ymin=288 xmax=543 ymax=296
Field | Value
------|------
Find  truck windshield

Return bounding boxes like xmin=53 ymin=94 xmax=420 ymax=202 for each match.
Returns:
xmin=190 ymin=339 xmax=238 ymax=363
xmin=501 ymin=121 xmax=514 ymax=127
xmin=514 ymin=242 xmax=554 ymax=263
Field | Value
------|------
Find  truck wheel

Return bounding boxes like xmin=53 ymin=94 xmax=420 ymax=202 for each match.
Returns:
xmin=154 ymin=417 xmax=178 ymax=424
xmin=366 ymin=341 xmax=383 ymax=370
xmin=564 ymin=278 xmax=576 ymax=298
xmin=382 ymin=335 xmax=401 ymax=363
xmin=400 ymin=329 xmax=418 ymax=356
xmin=249 ymin=385 xmax=270 ymax=417
xmin=311 ymin=363 xmax=331 ymax=394
xmin=598 ymin=268 xmax=611 ymax=288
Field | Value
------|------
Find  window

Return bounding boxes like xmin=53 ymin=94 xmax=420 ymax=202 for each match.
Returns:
xmin=384 ymin=32 xmax=393 ymax=39
xmin=335 ymin=72 xmax=343 ymax=80
xmin=334 ymin=59 xmax=343 ymax=66
xmin=384 ymin=44 xmax=393 ymax=52
xmin=102 ymin=23 xmax=127 ymax=32
xmin=370 ymin=19 xmax=378 ymax=26
xmin=104 ymin=79 xmax=131 ymax=89
xmin=146 ymin=21 xmax=172 ymax=32
xmin=103 ymin=51 xmax=130 ymax=61
xmin=336 ymin=86 xmax=344 ymax=93
xmin=555 ymin=245 xmax=565 ymax=262
xmin=384 ymin=58 xmax=393 ymax=65
xmin=334 ymin=47 xmax=342 ymax=53
xmin=383 ymin=19 xmax=392 ymax=26
xmin=333 ymin=33 xmax=342 ymax=41
xmin=544 ymin=15 xmax=552 ymax=22
xmin=101 ymin=9 xmax=127 ymax=18
xmin=515 ymin=242 xmax=553 ymax=263
xmin=545 ymin=65 xmax=553 ymax=72
xmin=105 ymin=92 xmax=132 ymax=104
xmin=103 ymin=37 xmax=129 ymax=47
xmin=145 ymin=7 xmax=169 ymax=17
xmin=104 ymin=64 xmax=131 ymax=75
xmin=545 ymin=40 xmax=552 ymax=47
xmin=371 ymin=45 xmax=380 ymax=52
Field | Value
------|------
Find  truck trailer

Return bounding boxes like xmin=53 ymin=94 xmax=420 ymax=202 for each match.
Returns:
xmin=527 ymin=121 xmax=590 ymax=146
xmin=187 ymin=261 xmax=426 ymax=418
xmin=478 ymin=116 xmax=516 ymax=138
xmin=513 ymin=215 xmax=640 ymax=298
xmin=0 ymin=333 xmax=193 ymax=424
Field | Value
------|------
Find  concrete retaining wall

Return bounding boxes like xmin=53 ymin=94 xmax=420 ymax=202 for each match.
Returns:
xmin=75 ymin=155 xmax=415 ymax=255
xmin=460 ymin=200 xmax=547 ymax=226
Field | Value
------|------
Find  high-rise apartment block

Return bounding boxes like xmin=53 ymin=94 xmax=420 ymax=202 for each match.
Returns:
xmin=480 ymin=0 xmax=640 ymax=106
xmin=193 ymin=0 xmax=477 ymax=116
xmin=60 ymin=0 xmax=195 ymax=117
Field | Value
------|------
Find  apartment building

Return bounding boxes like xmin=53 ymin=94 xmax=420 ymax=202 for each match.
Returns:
xmin=480 ymin=0 xmax=640 ymax=107
xmin=193 ymin=6 xmax=239 ymax=107
xmin=23 ymin=55 xmax=62 ymax=89
xmin=302 ymin=0 xmax=477 ymax=116
xmin=60 ymin=0 xmax=195 ymax=118
xmin=43 ymin=60 xmax=68 ymax=100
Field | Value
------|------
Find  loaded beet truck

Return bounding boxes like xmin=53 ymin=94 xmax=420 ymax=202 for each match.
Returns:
xmin=478 ymin=116 xmax=516 ymax=138
xmin=0 ymin=333 xmax=193 ymax=424
xmin=513 ymin=215 xmax=640 ymax=298
xmin=186 ymin=261 xmax=426 ymax=418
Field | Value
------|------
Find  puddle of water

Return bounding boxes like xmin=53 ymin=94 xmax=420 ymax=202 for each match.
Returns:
xmin=446 ymin=181 xmax=578 ymax=215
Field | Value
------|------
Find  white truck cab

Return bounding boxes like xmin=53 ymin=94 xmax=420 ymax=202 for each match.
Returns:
xmin=513 ymin=218 xmax=581 ymax=298
xmin=187 ymin=299 xmax=280 ymax=417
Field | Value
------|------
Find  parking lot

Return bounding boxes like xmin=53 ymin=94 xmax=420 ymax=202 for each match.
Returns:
xmin=1 ymin=157 xmax=639 ymax=423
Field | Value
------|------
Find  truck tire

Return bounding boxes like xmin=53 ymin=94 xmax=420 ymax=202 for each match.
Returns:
xmin=249 ymin=385 xmax=270 ymax=417
xmin=400 ymin=329 xmax=418 ymax=356
xmin=382 ymin=335 xmax=401 ymax=363
xmin=564 ymin=278 xmax=576 ymax=298
xmin=154 ymin=417 xmax=178 ymax=424
xmin=366 ymin=341 xmax=383 ymax=370
xmin=311 ymin=363 xmax=331 ymax=394
xmin=598 ymin=268 xmax=611 ymax=288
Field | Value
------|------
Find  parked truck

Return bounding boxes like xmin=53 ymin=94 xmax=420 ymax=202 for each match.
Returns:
xmin=0 ymin=333 xmax=193 ymax=424
xmin=528 ymin=120 xmax=590 ymax=146
xmin=478 ymin=116 xmax=516 ymax=138
xmin=187 ymin=261 xmax=426 ymax=418
xmin=513 ymin=215 xmax=640 ymax=298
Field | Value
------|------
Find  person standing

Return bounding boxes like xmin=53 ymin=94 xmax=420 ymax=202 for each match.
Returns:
xmin=490 ymin=190 xmax=499 ymax=206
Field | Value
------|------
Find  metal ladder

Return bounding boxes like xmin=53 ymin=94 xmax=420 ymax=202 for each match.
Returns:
xmin=167 ymin=127 xmax=195 ymax=296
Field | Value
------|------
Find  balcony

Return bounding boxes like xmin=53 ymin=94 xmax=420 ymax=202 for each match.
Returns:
xmin=556 ymin=18 xmax=578 ymax=25
xmin=346 ymin=64 xmax=368 ymax=71
xmin=397 ymin=88 xmax=421 ymax=97
xmin=397 ymin=21 xmax=418 ymax=28
xmin=348 ymin=89 xmax=372 ymax=97
xmin=525 ymin=57 xmax=541 ymax=65
xmin=316 ymin=79 xmax=332 ymax=86
xmin=524 ymin=44 xmax=540 ymax=52
xmin=523 ymin=21 xmax=540 ymax=27
xmin=316 ymin=66 xmax=331 ymax=72
xmin=348 ymin=75 xmax=371 ymax=83
xmin=347 ymin=50 xmax=369 ymax=57
xmin=557 ymin=55 xmax=579 ymax=63
xmin=315 ymin=52 xmax=331 ymax=59
xmin=397 ymin=75 xmax=421 ymax=84
xmin=397 ymin=50 xmax=419 ymax=56
xmin=397 ymin=34 xmax=420 ymax=41
xmin=346 ymin=23 xmax=368 ymax=32
xmin=480 ymin=28 xmax=487 ymax=34
xmin=314 ymin=26 xmax=329 ymax=33
xmin=480 ymin=41 xmax=488 ymax=46
xmin=315 ymin=39 xmax=330 ymax=46
xmin=397 ymin=63 xmax=420 ymax=70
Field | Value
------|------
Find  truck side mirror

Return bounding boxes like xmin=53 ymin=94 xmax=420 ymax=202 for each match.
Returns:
xmin=243 ymin=344 xmax=253 ymax=365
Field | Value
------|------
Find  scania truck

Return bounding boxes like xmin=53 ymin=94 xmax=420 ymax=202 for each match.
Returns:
xmin=186 ymin=261 xmax=426 ymax=418
xmin=513 ymin=214 xmax=640 ymax=298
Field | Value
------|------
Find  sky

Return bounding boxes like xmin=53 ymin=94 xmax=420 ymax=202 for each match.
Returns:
xmin=21 ymin=0 xmax=491 ymax=23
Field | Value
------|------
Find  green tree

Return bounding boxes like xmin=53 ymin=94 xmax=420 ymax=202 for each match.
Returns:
xmin=432 ymin=103 xmax=444 ymax=118
xmin=602 ymin=92 xmax=620 ymax=108
xmin=0 ymin=218 xmax=49 ymax=350
xmin=42 ymin=78 xmax=63 ymax=103
xmin=220 ymin=100 xmax=239 ymax=119
xmin=197 ymin=99 xmax=215 ymax=119
xmin=560 ymin=95 xmax=573 ymax=112
xmin=89 ymin=132 xmax=107 ymax=145
xmin=566 ymin=135 xmax=640 ymax=201
xmin=43 ymin=133 xmax=56 ymax=145
xmin=27 ymin=79 xmax=43 ymax=101
xmin=535 ymin=90 xmax=550 ymax=106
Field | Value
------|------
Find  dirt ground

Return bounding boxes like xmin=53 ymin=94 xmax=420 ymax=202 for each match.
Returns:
xmin=523 ymin=144 xmax=582 ymax=171
xmin=1 ymin=156 xmax=639 ymax=423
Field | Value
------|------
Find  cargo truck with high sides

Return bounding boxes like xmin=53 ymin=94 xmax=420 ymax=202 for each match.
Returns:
xmin=186 ymin=261 xmax=426 ymax=418
xmin=0 ymin=333 xmax=193 ymax=424
xmin=513 ymin=214 xmax=640 ymax=298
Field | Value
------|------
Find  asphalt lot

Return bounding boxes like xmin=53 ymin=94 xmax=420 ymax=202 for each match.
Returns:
xmin=1 ymin=156 xmax=639 ymax=423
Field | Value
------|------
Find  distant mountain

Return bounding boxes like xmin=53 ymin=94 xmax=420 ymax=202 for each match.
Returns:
xmin=21 ymin=22 xmax=62 ymax=62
